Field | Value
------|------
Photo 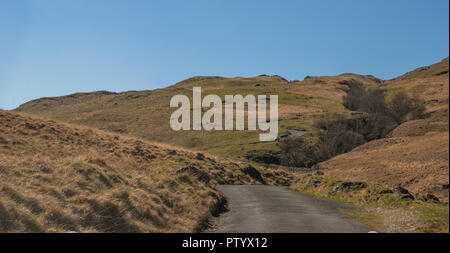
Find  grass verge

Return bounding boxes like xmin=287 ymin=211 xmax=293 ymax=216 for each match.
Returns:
xmin=290 ymin=175 xmax=449 ymax=233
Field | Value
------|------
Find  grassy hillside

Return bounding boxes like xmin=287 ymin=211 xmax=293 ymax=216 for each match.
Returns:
xmin=390 ymin=57 xmax=449 ymax=81
xmin=384 ymin=57 xmax=449 ymax=114
xmin=310 ymin=58 xmax=449 ymax=202
xmin=15 ymin=74 xmax=383 ymax=160
xmin=291 ymin=175 xmax=449 ymax=233
xmin=0 ymin=110 xmax=292 ymax=232
xmin=13 ymin=59 xmax=449 ymax=231
xmin=17 ymin=57 xmax=447 ymax=161
xmin=318 ymin=131 xmax=449 ymax=202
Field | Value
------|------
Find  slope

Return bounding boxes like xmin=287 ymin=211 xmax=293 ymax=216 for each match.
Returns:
xmin=15 ymin=74 xmax=383 ymax=161
xmin=0 ymin=110 xmax=292 ymax=232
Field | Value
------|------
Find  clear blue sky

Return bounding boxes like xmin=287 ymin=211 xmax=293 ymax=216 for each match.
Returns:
xmin=1 ymin=0 xmax=449 ymax=109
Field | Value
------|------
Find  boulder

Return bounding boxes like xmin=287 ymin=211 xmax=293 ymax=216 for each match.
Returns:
xmin=418 ymin=193 xmax=440 ymax=202
xmin=167 ymin=150 xmax=177 ymax=155
xmin=309 ymin=180 xmax=321 ymax=187
xmin=400 ymin=194 xmax=415 ymax=200
xmin=195 ymin=152 xmax=205 ymax=160
xmin=394 ymin=185 xmax=410 ymax=195
xmin=241 ymin=165 xmax=265 ymax=184
xmin=393 ymin=185 xmax=415 ymax=200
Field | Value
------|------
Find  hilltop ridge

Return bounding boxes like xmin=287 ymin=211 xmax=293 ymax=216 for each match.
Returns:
xmin=391 ymin=57 xmax=449 ymax=81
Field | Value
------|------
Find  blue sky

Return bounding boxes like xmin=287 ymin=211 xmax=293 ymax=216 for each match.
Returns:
xmin=1 ymin=0 xmax=449 ymax=109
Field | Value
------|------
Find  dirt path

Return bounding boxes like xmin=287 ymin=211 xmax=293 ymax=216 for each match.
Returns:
xmin=215 ymin=185 xmax=371 ymax=233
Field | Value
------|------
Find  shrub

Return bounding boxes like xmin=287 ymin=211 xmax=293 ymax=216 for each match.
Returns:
xmin=279 ymin=88 xmax=426 ymax=168
xmin=279 ymin=137 xmax=318 ymax=167
xmin=360 ymin=89 xmax=388 ymax=114
xmin=317 ymin=130 xmax=365 ymax=161
xmin=387 ymin=92 xmax=426 ymax=124
xmin=344 ymin=86 xmax=388 ymax=114
xmin=343 ymin=85 xmax=365 ymax=110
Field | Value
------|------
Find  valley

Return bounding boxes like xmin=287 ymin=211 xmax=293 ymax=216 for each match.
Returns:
xmin=1 ymin=58 xmax=448 ymax=233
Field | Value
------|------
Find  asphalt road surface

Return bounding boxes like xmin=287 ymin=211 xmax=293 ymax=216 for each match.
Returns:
xmin=216 ymin=185 xmax=371 ymax=233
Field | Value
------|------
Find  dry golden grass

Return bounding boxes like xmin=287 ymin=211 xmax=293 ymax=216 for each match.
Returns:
xmin=10 ymin=59 xmax=449 ymax=233
xmin=315 ymin=58 xmax=449 ymax=203
xmin=318 ymin=131 xmax=449 ymax=202
xmin=14 ymin=59 xmax=447 ymax=159
xmin=0 ymin=110 xmax=292 ymax=232
xmin=15 ymin=72 xmax=382 ymax=158
xmin=384 ymin=57 xmax=449 ymax=114
xmin=289 ymin=59 xmax=450 ymax=233
xmin=391 ymin=111 xmax=449 ymax=137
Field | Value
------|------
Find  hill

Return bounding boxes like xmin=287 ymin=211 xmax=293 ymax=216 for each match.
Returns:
xmin=390 ymin=57 xmax=449 ymax=81
xmin=15 ymin=73 xmax=384 ymax=161
xmin=0 ymin=110 xmax=291 ymax=232
xmin=314 ymin=58 xmax=449 ymax=202
xmin=7 ymin=58 xmax=449 ymax=232
xmin=318 ymin=131 xmax=449 ymax=202
xmin=14 ymin=58 xmax=449 ymax=209
xmin=384 ymin=57 xmax=449 ymax=114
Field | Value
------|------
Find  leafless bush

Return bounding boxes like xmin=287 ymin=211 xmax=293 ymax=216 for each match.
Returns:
xmin=387 ymin=92 xmax=426 ymax=124
xmin=280 ymin=88 xmax=426 ymax=168
xmin=343 ymin=85 xmax=365 ymax=111
xmin=279 ymin=137 xmax=318 ymax=167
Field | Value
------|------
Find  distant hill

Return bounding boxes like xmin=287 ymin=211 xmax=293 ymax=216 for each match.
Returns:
xmin=0 ymin=110 xmax=291 ymax=232
xmin=16 ymin=59 xmax=448 ymax=161
xmin=15 ymin=73 xmax=384 ymax=160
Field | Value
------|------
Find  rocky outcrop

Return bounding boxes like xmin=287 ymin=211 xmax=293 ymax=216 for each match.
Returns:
xmin=394 ymin=185 xmax=415 ymax=200
xmin=241 ymin=165 xmax=266 ymax=184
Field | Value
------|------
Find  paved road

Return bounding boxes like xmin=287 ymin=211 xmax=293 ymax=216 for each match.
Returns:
xmin=216 ymin=185 xmax=371 ymax=233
